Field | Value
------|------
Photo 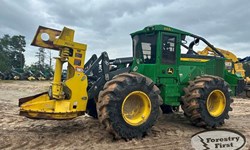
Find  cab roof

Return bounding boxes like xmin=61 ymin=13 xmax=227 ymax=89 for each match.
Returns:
xmin=130 ymin=24 xmax=191 ymax=36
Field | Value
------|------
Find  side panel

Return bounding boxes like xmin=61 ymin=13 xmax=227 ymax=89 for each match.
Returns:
xmin=135 ymin=64 xmax=157 ymax=82
xmin=179 ymin=57 xmax=240 ymax=96
xmin=179 ymin=58 xmax=225 ymax=84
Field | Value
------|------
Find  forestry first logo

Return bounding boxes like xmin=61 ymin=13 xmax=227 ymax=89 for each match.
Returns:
xmin=191 ymin=129 xmax=246 ymax=150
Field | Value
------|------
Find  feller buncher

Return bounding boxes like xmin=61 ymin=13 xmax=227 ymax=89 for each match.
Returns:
xmin=19 ymin=25 xmax=245 ymax=139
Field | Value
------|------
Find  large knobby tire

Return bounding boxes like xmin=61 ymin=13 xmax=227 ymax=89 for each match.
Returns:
xmin=181 ymin=75 xmax=233 ymax=128
xmin=97 ymin=73 xmax=162 ymax=139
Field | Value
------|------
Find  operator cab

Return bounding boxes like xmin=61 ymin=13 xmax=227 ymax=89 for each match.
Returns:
xmin=131 ymin=25 xmax=225 ymax=64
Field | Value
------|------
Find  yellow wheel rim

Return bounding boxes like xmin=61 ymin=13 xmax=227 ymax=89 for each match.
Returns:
xmin=122 ymin=91 xmax=151 ymax=126
xmin=206 ymin=90 xmax=226 ymax=117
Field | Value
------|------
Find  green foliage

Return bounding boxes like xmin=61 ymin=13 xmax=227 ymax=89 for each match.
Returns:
xmin=0 ymin=34 xmax=26 ymax=72
xmin=0 ymin=50 xmax=10 ymax=71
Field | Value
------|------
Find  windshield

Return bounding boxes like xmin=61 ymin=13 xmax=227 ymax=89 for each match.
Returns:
xmin=133 ymin=33 xmax=157 ymax=64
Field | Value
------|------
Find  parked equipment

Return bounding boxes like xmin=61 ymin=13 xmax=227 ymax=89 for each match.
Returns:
xmin=4 ymin=68 xmax=36 ymax=80
xmin=240 ymin=56 xmax=250 ymax=83
xmin=35 ymin=71 xmax=46 ymax=81
xmin=19 ymin=25 xmax=245 ymax=139
xmin=30 ymin=69 xmax=53 ymax=81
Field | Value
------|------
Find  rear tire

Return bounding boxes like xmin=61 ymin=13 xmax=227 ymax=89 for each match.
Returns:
xmin=181 ymin=75 xmax=233 ymax=127
xmin=97 ymin=73 xmax=162 ymax=139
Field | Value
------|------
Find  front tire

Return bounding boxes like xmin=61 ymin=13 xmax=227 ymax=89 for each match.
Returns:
xmin=97 ymin=73 xmax=162 ymax=139
xmin=181 ymin=75 xmax=233 ymax=127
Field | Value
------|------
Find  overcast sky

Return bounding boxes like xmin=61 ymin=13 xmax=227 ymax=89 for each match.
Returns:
xmin=0 ymin=0 xmax=250 ymax=65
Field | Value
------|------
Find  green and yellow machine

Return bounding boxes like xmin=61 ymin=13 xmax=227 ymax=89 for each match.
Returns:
xmin=19 ymin=25 xmax=244 ymax=139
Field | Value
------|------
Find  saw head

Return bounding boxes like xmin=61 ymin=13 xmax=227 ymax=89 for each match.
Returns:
xmin=19 ymin=26 xmax=88 ymax=120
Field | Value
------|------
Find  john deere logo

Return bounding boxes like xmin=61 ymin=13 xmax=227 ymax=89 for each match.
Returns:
xmin=167 ymin=68 xmax=174 ymax=74
xmin=191 ymin=129 xmax=246 ymax=150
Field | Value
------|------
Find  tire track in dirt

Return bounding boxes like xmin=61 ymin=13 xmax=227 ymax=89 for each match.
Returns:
xmin=0 ymin=81 xmax=250 ymax=149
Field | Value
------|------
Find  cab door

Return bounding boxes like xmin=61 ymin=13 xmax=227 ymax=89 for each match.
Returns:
xmin=157 ymin=32 xmax=180 ymax=106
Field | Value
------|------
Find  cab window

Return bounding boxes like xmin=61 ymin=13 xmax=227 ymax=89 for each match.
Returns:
xmin=133 ymin=33 xmax=157 ymax=64
xmin=162 ymin=35 xmax=176 ymax=64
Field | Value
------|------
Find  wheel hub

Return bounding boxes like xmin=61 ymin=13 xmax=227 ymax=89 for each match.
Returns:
xmin=206 ymin=90 xmax=226 ymax=117
xmin=122 ymin=91 xmax=151 ymax=126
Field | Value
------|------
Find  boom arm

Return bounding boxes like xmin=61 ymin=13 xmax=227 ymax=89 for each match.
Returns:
xmin=197 ymin=47 xmax=239 ymax=62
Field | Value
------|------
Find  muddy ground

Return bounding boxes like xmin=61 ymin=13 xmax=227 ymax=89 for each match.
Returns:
xmin=0 ymin=81 xmax=249 ymax=150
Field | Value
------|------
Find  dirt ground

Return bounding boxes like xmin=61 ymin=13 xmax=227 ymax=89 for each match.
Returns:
xmin=0 ymin=81 xmax=249 ymax=150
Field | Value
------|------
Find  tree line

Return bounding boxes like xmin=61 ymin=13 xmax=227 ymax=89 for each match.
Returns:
xmin=0 ymin=34 xmax=25 ymax=71
xmin=0 ymin=34 xmax=53 ymax=80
